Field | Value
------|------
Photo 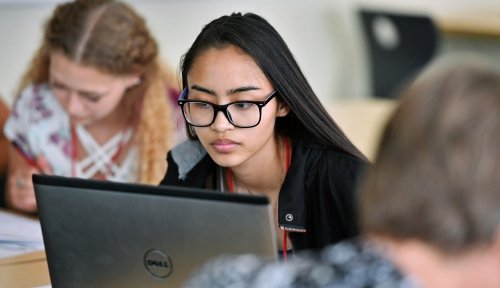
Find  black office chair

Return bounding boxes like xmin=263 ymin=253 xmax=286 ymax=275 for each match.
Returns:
xmin=359 ymin=9 xmax=440 ymax=98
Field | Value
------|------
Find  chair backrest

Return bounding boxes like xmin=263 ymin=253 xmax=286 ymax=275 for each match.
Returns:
xmin=359 ymin=9 xmax=440 ymax=98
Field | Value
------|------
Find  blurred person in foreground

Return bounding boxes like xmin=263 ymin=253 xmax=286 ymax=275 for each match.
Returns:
xmin=4 ymin=0 xmax=180 ymax=213
xmin=185 ymin=57 xmax=500 ymax=288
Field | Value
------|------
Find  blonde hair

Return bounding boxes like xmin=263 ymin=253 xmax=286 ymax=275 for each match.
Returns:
xmin=17 ymin=0 xmax=177 ymax=184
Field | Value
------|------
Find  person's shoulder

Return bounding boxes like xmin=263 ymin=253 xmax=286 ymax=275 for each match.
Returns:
xmin=170 ymin=140 xmax=208 ymax=180
xmin=171 ymin=139 xmax=206 ymax=160
xmin=17 ymin=83 xmax=49 ymax=100
xmin=311 ymin=239 xmax=415 ymax=287
xmin=185 ymin=239 xmax=415 ymax=288
xmin=12 ymin=84 xmax=62 ymax=117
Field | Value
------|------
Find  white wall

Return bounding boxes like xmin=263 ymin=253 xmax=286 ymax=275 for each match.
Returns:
xmin=1 ymin=0 xmax=499 ymax=106
xmin=0 ymin=0 xmax=365 ymax=106
xmin=0 ymin=2 xmax=56 ymax=105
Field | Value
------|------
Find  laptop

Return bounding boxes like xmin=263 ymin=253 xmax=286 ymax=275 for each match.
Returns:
xmin=33 ymin=174 xmax=277 ymax=288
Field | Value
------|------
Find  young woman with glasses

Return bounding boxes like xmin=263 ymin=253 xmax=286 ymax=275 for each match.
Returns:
xmin=186 ymin=58 xmax=500 ymax=288
xmin=160 ymin=12 xmax=368 ymax=255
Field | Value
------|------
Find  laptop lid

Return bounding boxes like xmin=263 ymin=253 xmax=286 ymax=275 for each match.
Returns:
xmin=33 ymin=174 xmax=277 ymax=288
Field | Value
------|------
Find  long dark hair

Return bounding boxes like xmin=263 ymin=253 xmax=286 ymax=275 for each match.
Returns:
xmin=180 ymin=12 xmax=366 ymax=161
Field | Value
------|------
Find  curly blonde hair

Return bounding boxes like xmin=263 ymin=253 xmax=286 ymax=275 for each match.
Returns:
xmin=17 ymin=0 xmax=178 ymax=184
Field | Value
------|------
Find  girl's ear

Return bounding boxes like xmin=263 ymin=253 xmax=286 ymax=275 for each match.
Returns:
xmin=124 ymin=74 xmax=142 ymax=88
xmin=276 ymin=101 xmax=290 ymax=117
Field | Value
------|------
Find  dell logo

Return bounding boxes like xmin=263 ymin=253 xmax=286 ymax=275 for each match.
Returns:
xmin=144 ymin=249 xmax=173 ymax=279
xmin=147 ymin=259 xmax=170 ymax=268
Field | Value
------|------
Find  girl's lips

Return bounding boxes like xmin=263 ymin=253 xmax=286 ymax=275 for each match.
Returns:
xmin=212 ymin=139 xmax=238 ymax=153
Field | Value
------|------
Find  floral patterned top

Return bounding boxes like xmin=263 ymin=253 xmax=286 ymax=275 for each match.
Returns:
xmin=4 ymin=84 xmax=138 ymax=182
xmin=184 ymin=239 xmax=419 ymax=288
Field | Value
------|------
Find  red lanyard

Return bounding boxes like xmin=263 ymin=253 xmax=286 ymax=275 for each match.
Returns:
xmin=226 ymin=136 xmax=292 ymax=260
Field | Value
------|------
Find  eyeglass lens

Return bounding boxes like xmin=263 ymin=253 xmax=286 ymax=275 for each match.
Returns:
xmin=183 ymin=102 xmax=261 ymax=127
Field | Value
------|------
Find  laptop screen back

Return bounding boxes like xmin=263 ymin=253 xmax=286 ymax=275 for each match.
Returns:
xmin=33 ymin=175 xmax=277 ymax=287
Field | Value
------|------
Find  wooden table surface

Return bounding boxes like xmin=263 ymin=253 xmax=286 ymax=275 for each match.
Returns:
xmin=0 ymin=250 xmax=50 ymax=287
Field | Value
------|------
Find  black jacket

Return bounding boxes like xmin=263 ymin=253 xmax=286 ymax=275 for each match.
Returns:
xmin=160 ymin=139 xmax=367 ymax=251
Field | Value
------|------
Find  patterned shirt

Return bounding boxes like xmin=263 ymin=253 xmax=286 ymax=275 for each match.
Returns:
xmin=184 ymin=240 xmax=418 ymax=288
xmin=4 ymin=84 xmax=138 ymax=181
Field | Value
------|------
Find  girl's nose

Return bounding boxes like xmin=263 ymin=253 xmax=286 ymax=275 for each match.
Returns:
xmin=66 ymin=92 xmax=84 ymax=117
xmin=210 ymin=110 xmax=234 ymax=132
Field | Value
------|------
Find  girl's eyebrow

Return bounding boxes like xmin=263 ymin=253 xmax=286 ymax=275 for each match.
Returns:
xmin=227 ymin=86 xmax=260 ymax=95
xmin=190 ymin=84 xmax=215 ymax=95
xmin=50 ymin=74 xmax=110 ymax=96
xmin=52 ymin=81 xmax=109 ymax=97
xmin=190 ymin=84 xmax=261 ymax=96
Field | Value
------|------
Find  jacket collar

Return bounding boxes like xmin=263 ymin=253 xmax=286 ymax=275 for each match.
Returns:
xmin=172 ymin=139 xmax=309 ymax=232
xmin=278 ymin=140 xmax=309 ymax=233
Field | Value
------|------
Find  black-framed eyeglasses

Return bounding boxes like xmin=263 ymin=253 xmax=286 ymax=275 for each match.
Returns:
xmin=177 ymin=88 xmax=278 ymax=128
